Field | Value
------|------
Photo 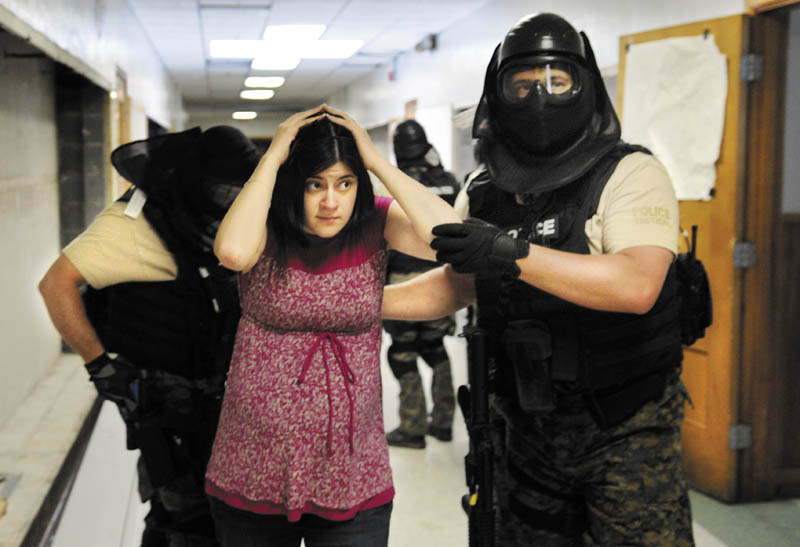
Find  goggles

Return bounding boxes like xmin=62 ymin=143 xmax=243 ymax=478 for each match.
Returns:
xmin=499 ymin=61 xmax=580 ymax=104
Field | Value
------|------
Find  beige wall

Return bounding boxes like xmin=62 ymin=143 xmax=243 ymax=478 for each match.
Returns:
xmin=0 ymin=32 xmax=61 ymax=426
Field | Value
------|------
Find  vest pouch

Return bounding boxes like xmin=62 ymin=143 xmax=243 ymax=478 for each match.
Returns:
xmin=586 ymin=371 xmax=669 ymax=428
xmin=502 ymin=319 xmax=556 ymax=413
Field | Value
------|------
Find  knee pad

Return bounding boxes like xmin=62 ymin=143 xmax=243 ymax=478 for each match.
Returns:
xmin=418 ymin=342 xmax=449 ymax=368
xmin=387 ymin=337 xmax=421 ymax=378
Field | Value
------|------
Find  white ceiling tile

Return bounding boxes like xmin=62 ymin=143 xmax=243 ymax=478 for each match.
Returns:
xmin=200 ymin=7 xmax=270 ymax=40
xmin=347 ymin=52 xmax=392 ymax=66
xmin=199 ymin=0 xmax=271 ymax=5
xmin=267 ymin=0 xmax=349 ymax=25
xmin=364 ymin=29 xmax=425 ymax=53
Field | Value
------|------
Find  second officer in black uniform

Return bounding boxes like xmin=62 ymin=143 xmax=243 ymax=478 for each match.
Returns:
xmin=383 ymin=120 xmax=461 ymax=449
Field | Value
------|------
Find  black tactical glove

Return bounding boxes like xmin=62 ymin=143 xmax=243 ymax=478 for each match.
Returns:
xmin=85 ymin=353 xmax=142 ymax=414
xmin=431 ymin=218 xmax=530 ymax=277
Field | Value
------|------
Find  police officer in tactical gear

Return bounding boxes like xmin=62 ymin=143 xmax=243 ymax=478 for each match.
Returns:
xmin=383 ymin=120 xmax=461 ymax=449
xmin=384 ymin=12 xmax=694 ymax=546
xmin=39 ymin=126 xmax=259 ymax=547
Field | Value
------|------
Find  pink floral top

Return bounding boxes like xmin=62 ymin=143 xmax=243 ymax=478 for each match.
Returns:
xmin=205 ymin=196 xmax=394 ymax=522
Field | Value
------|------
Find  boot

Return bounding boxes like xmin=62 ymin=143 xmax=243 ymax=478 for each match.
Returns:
xmin=428 ymin=361 xmax=455 ymax=442
xmin=387 ymin=371 xmax=427 ymax=449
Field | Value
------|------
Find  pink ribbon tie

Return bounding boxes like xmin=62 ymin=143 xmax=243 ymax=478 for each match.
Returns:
xmin=297 ymin=332 xmax=357 ymax=453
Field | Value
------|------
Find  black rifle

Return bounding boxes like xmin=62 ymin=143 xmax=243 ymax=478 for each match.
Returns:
xmin=459 ymin=326 xmax=495 ymax=547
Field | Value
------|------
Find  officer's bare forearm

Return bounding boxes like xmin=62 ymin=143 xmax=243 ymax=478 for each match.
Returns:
xmin=383 ymin=265 xmax=475 ymax=320
xmin=38 ymin=255 xmax=104 ymax=362
xmin=517 ymin=244 xmax=673 ymax=314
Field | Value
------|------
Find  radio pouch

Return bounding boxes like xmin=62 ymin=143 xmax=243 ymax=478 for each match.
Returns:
xmin=502 ymin=319 xmax=556 ymax=413
xmin=676 ymin=225 xmax=713 ymax=346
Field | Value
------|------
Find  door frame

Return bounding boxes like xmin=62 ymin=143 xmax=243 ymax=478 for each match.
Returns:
xmin=738 ymin=8 xmax=792 ymax=501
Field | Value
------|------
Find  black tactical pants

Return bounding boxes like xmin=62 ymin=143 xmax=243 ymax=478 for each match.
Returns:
xmin=136 ymin=413 xmax=221 ymax=547
xmin=493 ymin=376 xmax=695 ymax=546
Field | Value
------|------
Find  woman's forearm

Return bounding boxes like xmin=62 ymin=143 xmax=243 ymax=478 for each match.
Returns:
xmin=214 ymin=154 xmax=279 ymax=270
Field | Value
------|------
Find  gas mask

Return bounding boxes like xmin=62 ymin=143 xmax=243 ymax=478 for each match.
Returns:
xmin=494 ymin=56 xmax=595 ymax=155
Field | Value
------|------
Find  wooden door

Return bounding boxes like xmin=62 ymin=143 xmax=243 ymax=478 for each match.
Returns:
xmin=618 ymin=15 xmax=750 ymax=502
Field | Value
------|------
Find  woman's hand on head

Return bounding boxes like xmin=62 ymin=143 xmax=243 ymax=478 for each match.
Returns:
xmin=264 ymin=105 xmax=327 ymax=166
xmin=322 ymin=105 xmax=384 ymax=172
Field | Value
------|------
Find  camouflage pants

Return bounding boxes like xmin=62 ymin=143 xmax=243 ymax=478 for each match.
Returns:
xmin=493 ymin=376 xmax=694 ymax=546
xmin=383 ymin=316 xmax=456 ymax=432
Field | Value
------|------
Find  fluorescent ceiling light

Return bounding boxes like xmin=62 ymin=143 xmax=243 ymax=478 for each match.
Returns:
xmin=263 ymin=24 xmax=325 ymax=43
xmin=212 ymin=24 xmax=363 ymax=66
xmin=251 ymin=55 xmax=300 ymax=71
xmin=233 ymin=111 xmax=257 ymax=120
xmin=302 ymin=40 xmax=364 ymax=59
xmin=240 ymin=89 xmax=275 ymax=100
xmin=244 ymin=76 xmax=285 ymax=88
xmin=210 ymin=40 xmax=267 ymax=59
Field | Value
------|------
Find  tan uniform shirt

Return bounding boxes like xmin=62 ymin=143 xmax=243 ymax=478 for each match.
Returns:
xmin=586 ymin=152 xmax=678 ymax=256
xmin=63 ymin=201 xmax=177 ymax=289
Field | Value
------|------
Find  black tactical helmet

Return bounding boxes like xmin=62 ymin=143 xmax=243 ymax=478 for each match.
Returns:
xmin=497 ymin=12 xmax=585 ymax=67
xmin=111 ymin=126 xmax=259 ymax=259
xmin=393 ymin=119 xmax=431 ymax=162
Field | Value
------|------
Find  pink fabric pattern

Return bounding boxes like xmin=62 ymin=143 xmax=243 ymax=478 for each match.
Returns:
xmin=205 ymin=197 xmax=394 ymax=521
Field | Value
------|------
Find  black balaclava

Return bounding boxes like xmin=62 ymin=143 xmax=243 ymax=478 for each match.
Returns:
xmin=111 ymin=125 xmax=259 ymax=261
xmin=474 ymin=12 xmax=621 ymax=195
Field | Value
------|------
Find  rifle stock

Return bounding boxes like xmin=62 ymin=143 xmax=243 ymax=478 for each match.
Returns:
xmin=460 ymin=326 xmax=495 ymax=546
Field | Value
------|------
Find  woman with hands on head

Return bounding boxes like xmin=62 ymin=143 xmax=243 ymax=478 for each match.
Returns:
xmin=206 ymin=104 xmax=461 ymax=546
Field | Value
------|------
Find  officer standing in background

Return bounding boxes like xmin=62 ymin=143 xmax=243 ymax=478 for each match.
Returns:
xmin=386 ymin=12 xmax=694 ymax=546
xmin=383 ymin=119 xmax=461 ymax=449
xmin=38 ymin=126 xmax=259 ymax=547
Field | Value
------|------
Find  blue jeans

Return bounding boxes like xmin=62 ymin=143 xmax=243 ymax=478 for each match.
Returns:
xmin=208 ymin=497 xmax=392 ymax=547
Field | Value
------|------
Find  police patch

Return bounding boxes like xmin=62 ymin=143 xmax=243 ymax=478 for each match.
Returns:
xmin=534 ymin=216 xmax=559 ymax=241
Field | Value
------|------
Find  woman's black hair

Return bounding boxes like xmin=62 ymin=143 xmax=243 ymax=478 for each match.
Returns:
xmin=268 ymin=116 xmax=376 ymax=268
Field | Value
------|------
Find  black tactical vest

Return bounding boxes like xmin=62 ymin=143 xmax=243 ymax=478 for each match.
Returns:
xmin=469 ymin=144 xmax=683 ymax=426
xmin=83 ymin=194 xmax=240 ymax=383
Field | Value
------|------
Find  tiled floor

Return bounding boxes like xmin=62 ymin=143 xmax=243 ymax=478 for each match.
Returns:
xmin=3 ymin=325 xmax=800 ymax=546
xmin=0 ymin=353 xmax=95 ymax=547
